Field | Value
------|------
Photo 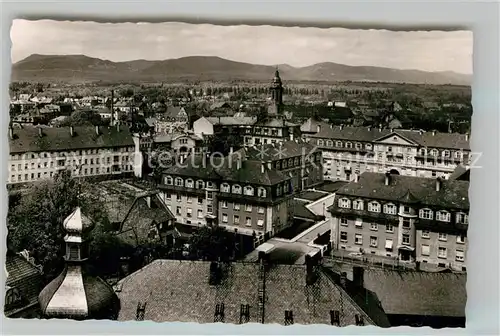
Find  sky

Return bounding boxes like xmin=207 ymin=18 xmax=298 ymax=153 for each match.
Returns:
xmin=11 ymin=20 xmax=473 ymax=74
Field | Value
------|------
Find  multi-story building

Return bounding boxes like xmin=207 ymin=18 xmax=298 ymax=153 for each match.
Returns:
xmin=8 ymin=124 xmax=136 ymax=186
xmin=306 ymin=125 xmax=470 ymax=181
xmin=328 ymin=172 xmax=469 ymax=271
xmin=193 ymin=70 xmax=301 ymax=147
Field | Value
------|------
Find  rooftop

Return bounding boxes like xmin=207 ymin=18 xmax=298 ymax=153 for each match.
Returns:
xmin=296 ymin=191 xmax=328 ymax=202
xmin=333 ymin=172 xmax=469 ymax=210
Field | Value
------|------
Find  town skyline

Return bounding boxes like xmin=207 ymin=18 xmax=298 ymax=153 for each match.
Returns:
xmin=11 ymin=20 xmax=472 ymax=74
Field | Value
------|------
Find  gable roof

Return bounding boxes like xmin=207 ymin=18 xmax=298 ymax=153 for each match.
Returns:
xmin=116 ymin=260 xmax=390 ymax=326
xmin=9 ymin=125 xmax=135 ymax=154
xmin=334 ymin=172 xmax=469 ymax=210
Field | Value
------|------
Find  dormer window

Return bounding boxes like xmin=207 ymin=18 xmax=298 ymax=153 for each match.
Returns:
xmin=443 ymin=150 xmax=450 ymax=157
xmin=338 ymin=198 xmax=351 ymax=208
xmin=327 ymin=140 xmax=333 ymax=147
xmin=165 ymin=176 xmax=173 ymax=185
xmin=365 ymin=143 xmax=372 ymax=150
xmin=196 ymin=180 xmax=205 ymax=189
xmin=232 ymin=185 xmax=242 ymax=194
xmin=346 ymin=142 xmax=353 ymax=148
xmin=5 ymin=287 xmax=22 ymax=308
xmin=436 ymin=210 xmax=451 ymax=222
xmin=368 ymin=201 xmax=381 ymax=213
xmin=353 ymin=199 xmax=364 ymax=210
xmin=257 ymin=187 xmax=267 ymax=197
xmin=383 ymin=203 xmax=397 ymax=215
xmin=186 ymin=179 xmax=194 ymax=188
xmin=175 ymin=177 xmax=183 ymax=186
xmin=355 ymin=143 xmax=362 ymax=150
xmin=221 ymin=183 xmax=230 ymax=193
xmin=336 ymin=141 xmax=343 ymax=147
xmin=318 ymin=139 xmax=324 ymax=146
xmin=456 ymin=212 xmax=469 ymax=224
xmin=244 ymin=186 xmax=254 ymax=196
xmin=430 ymin=149 xmax=438 ymax=157
xmin=420 ymin=148 xmax=427 ymax=156
xmin=454 ymin=151 xmax=463 ymax=159
xmin=419 ymin=208 xmax=434 ymax=220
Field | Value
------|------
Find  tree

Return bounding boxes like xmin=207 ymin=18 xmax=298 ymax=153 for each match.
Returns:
xmin=187 ymin=226 xmax=237 ymax=261
xmin=7 ymin=170 xmax=122 ymax=280
xmin=205 ymin=133 xmax=242 ymax=156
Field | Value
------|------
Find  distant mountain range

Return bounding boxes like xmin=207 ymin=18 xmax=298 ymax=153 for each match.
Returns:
xmin=11 ymin=54 xmax=472 ymax=85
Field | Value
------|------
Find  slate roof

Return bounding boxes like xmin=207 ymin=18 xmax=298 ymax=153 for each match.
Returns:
xmin=116 ymin=260 xmax=390 ymax=327
xmin=333 ymin=172 xmax=469 ymax=210
xmin=5 ymin=252 xmax=44 ymax=317
xmin=9 ymin=125 xmax=135 ymax=154
xmin=310 ymin=126 xmax=470 ymax=150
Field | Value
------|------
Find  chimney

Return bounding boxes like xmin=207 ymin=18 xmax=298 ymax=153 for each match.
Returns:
xmin=352 ymin=266 xmax=364 ymax=288
xmin=70 ymin=126 xmax=74 ymax=137
xmin=330 ymin=124 xmax=333 ymax=129
xmin=289 ymin=133 xmax=294 ymax=141
xmin=419 ymin=130 xmax=423 ymax=135
xmin=385 ymin=172 xmax=391 ymax=186
xmin=432 ymin=130 xmax=436 ymax=136
xmin=436 ymin=177 xmax=442 ymax=192
xmin=261 ymin=162 xmax=265 ymax=173
xmin=340 ymin=272 xmax=347 ymax=288
xmin=229 ymin=147 xmax=233 ymax=155
xmin=354 ymin=173 xmax=360 ymax=183
xmin=339 ymin=124 xmax=343 ymax=130
xmin=465 ymin=132 xmax=469 ymax=141
xmin=379 ymin=127 xmax=382 ymax=132
xmin=317 ymin=125 xmax=321 ymax=133
xmin=390 ymin=128 xmax=394 ymax=133
xmin=95 ymin=125 xmax=100 ymax=135
xmin=9 ymin=126 xmax=13 ymax=140
xmin=38 ymin=128 xmax=43 ymax=137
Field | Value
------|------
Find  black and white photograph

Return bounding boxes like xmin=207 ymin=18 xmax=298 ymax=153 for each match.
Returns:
xmin=6 ymin=19 xmax=472 ymax=328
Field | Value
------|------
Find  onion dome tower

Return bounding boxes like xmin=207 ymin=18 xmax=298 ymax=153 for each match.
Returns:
xmin=38 ymin=207 xmax=120 ymax=320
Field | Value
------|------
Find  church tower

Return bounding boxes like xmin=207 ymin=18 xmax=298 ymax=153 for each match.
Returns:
xmin=268 ymin=68 xmax=284 ymax=116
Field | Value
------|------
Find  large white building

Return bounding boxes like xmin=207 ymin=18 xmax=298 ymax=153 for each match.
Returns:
xmin=8 ymin=124 xmax=136 ymax=186
xmin=304 ymin=125 xmax=470 ymax=181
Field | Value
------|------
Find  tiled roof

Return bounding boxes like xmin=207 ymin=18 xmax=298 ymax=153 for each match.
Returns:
xmin=9 ymin=125 xmax=135 ymax=154
xmin=5 ymin=253 xmax=43 ymax=317
xmin=333 ymin=172 xmax=469 ymax=210
xmin=116 ymin=260 xmax=390 ymax=326
xmin=310 ymin=126 xmax=470 ymax=150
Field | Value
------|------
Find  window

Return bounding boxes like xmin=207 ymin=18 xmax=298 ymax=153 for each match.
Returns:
xmin=175 ymin=177 xmax=183 ymax=186
xmin=340 ymin=218 xmax=348 ymax=226
xmin=456 ymin=234 xmax=466 ymax=244
xmin=438 ymin=233 xmax=447 ymax=241
xmin=385 ymin=239 xmax=393 ymax=250
xmin=196 ymin=180 xmax=205 ymax=189
xmin=370 ymin=223 xmax=378 ymax=231
xmin=240 ymin=304 xmax=250 ymax=324
xmin=419 ymin=208 xmax=433 ymax=220
xmin=207 ymin=205 xmax=213 ymax=214
xmin=340 ymin=231 xmax=348 ymax=242
xmin=284 ymin=310 xmax=294 ymax=326
xmin=370 ymin=236 xmax=378 ymax=247
xmin=234 ymin=203 xmax=240 ymax=210
xmin=456 ymin=212 xmax=469 ymax=224
xmin=245 ymin=205 xmax=252 ymax=212
xmin=421 ymin=230 xmax=430 ymax=238
xmin=456 ymin=250 xmax=465 ymax=262
xmin=207 ymin=192 xmax=213 ymax=200
xmin=355 ymin=315 xmax=364 ymax=326
xmin=443 ymin=150 xmax=450 ymax=157
xmin=368 ymin=201 xmax=380 ymax=212
xmin=354 ymin=234 xmax=363 ymax=245
xmin=221 ymin=183 xmax=230 ymax=193
xmin=436 ymin=210 xmax=450 ymax=222
xmin=338 ymin=198 xmax=351 ymax=208
xmin=257 ymin=187 xmax=267 ymax=197
xmin=234 ymin=215 xmax=240 ymax=224
xmin=222 ymin=214 xmax=228 ymax=223
xmin=198 ymin=209 xmax=203 ymax=218
xmin=258 ymin=207 xmax=265 ymax=214
xmin=402 ymin=218 xmax=411 ymax=229
xmin=257 ymin=219 xmax=264 ymax=227
xmin=197 ymin=197 xmax=203 ymax=205
xmin=355 ymin=219 xmax=363 ymax=228
xmin=69 ymin=245 xmax=79 ymax=259
xmin=186 ymin=208 xmax=192 ymax=218
xmin=186 ymin=179 xmax=194 ymax=188
xmin=336 ymin=141 xmax=342 ymax=147
xmin=383 ymin=203 xmax=397 ymax=215
xmin=176 ymin=207 xmax=181 ymax=215
xmin=421 ymin=244 xmax=430 ymax=256
xmin=244 ymin=186 xmax=254 ymax=196
xmin=402 ymin=234 xmax=410 ymax=245
xmin=232 ymin=185 xmax=242 ymax=194
xmin=353 ymin=199 xmax=364 ymax=210
xmin=176 ymin=194 xmax=182 ymax=201
xmin=330 ymin=310 xmax=340 ymax=326
xmin=245 ymin=217 xmax=252 ymax=226
xmin=346 ymin=142 xmax=352 ymax=148
xmin=187 ymin=197 xmax=192 ymax=204
xmin=438 ymin=247 xmax=447 ymax=258
xmin=221 ymin=201 xmax=228 ymax=208
xmin=386 ymin=224 xmax=394 ymax=233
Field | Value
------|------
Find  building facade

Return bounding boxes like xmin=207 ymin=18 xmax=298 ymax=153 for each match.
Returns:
xmin=329 ymin=172 xmax=469 ymax=271
xmin=8 ymin=125 xmax=136 ymax=186
xmin=305 ymin=125 xmax=470 ymax=182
